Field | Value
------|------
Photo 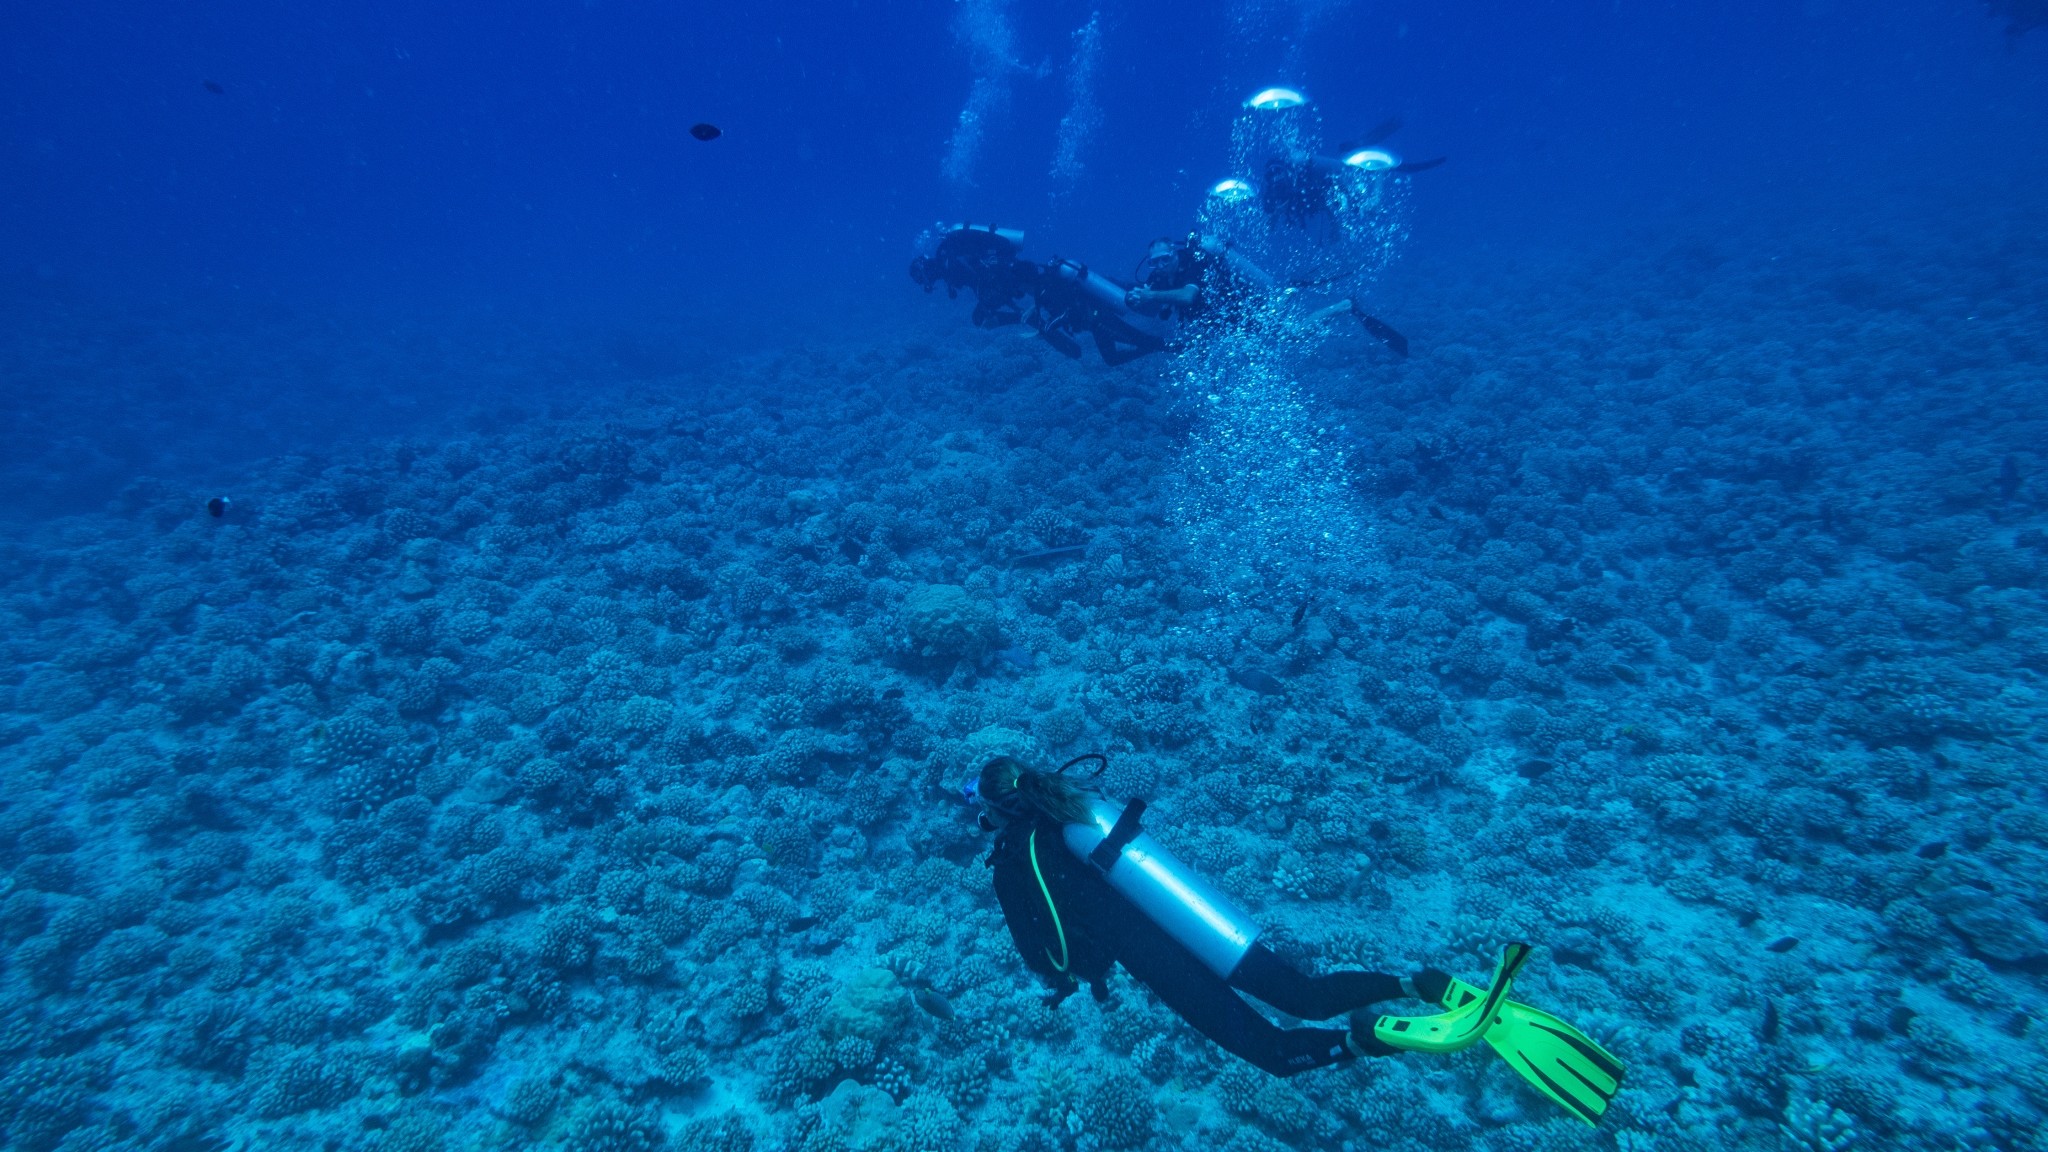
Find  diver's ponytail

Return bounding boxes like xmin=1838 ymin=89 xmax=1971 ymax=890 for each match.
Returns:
xmin=979 ymin=755 xmax=1096 ymax=825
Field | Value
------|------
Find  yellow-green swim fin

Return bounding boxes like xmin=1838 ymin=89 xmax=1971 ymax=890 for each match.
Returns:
xmin=1441 ymin=974 xmax=1625 ymax=1126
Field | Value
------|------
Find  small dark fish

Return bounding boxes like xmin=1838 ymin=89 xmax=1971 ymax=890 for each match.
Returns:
xmin=1915 ymin=841 xmax=1949 ymax=859
xmin=1009 ymin=544 xmax=1086 ymax=568
xmin=689 ymin=122 xmax=722 ymax=142
xmin=1761 ymin=1000 xmax=1780 ymax=1043
xmin=1515 ymin=759 xmax=1554 ymax=780
xmin=911 ymin=985 xmax=956 ymax=1021
xmin=1230 ymin=668 xmax=1285 ymax=696
xmin=881 ymin=687 xmax=905 ymax=700
xmin=994 ymin=646 xmax=1034 ymax=670
xmin=1766 ymin=936 xmax=1800 ymax=953
xmin=205 ymin=497 xmax=230 ymax=518
xmin=1608 ymin=663 xmax=1642 ymax=684
xmin=202 ymin=80 xmax=225 ymax=95
xmin=788 ymin=916 xmax=818 ymax=931
xmin=1999 ymin=454 xmax=2021 ymax=501
xmin=1290 ymin=599 xmax=1309 ymax=628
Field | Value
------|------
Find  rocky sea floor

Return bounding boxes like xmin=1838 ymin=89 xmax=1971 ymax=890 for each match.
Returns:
xmin=2 ymin=198 xmax=2046 ymax=1152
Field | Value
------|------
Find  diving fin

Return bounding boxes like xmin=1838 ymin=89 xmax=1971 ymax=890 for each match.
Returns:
xmin=1354 ymin=312 xmax=1410 ymax=357
xmin=1441 ymin=974 xmax=1625 ymax=1127
xmin=1355 ymin=116 xmax=1403 ymax=149
xmin=1371 ymin=942 xmax=1531 ymax=1054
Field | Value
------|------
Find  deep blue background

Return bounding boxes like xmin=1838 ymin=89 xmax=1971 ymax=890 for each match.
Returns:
xmin=1 ymin=0 xmax=2043 ymax=514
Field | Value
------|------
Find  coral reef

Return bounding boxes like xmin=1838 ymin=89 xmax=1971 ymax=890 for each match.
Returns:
xmin=0 ymin=202 xmax=2045 ymax=1152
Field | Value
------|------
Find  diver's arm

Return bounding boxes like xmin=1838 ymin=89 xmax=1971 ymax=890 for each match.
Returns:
xmin=1125 ymin=284 xmax=1200 ymax=310
xmin=1196 ymin=234 xmax=1275 ymax=290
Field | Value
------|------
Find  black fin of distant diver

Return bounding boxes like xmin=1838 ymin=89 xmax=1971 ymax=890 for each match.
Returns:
xmin=1396 ymin=156 xmax=1447 ymax=173
xmin=1038 ymin=326 xmax=1084 ymax=359
xmin=1357 ymin=313 xmax=1410 ymax=358
xmin=1340 ymin=117 xmax=1402 ymax=152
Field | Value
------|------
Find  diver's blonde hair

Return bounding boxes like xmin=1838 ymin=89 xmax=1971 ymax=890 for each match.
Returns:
xmin=978 ymin=755 xmax=1095 ymax=825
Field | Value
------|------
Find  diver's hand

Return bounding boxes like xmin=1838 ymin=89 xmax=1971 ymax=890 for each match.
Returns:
xmin=1124 ymin=285 xmax=1155 ymax=309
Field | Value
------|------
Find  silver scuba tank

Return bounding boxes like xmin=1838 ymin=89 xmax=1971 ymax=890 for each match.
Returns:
xmin=1061 ymin=796 xmax=1261 ymax=979
xmin=1042 ymin=257 xmax=1128 ymax=313
xmin=1041 ymin=259 xmax=1176 ymax=342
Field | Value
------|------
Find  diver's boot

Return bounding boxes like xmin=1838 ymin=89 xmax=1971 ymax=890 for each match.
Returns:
xmin=1346 ymin=1010 xmax=1397 ymax=1058
xmin=1404 ymin=967 xmax=1453 ymax=1005
xmin=1368 ymin=944 xmax=1530 ymax=1055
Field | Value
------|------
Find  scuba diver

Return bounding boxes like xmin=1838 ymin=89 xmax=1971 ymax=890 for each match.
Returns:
xmin=1124 ymin=233 xmax=1272 ymax=329
xmin=1123 ymin=230 xmax=1411 ymax=356
xmin=909 ymin=223 xmax=1172 ymax=366
xmin=967 ymin=754 xmax=1624 ymax=1126
xmin=1253 ymin=111 xmax=1444 ymax=234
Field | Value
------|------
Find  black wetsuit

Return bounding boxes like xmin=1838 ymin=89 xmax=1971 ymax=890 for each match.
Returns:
xmin=987 ymin=813 xmax=1406 ymax=1076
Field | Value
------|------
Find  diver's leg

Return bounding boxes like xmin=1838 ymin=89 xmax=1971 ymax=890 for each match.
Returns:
xmin=1118 ymin=939 xmax=1352 ymax=1077
xmin=1227 ymin=945 xmax=1407 ymax=1020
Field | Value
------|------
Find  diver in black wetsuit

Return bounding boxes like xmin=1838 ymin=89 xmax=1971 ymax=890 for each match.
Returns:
xmin=1124 ymin=233 xmax=1271 ymax=331
xmin=964 ymin=755 xmax=1628 ymax=1123
xmin=910 ymin=224 xmax=1170 ymax=366
xmin=969 ymin=755 xmax=1447 ymax=1076
xmin=1126 ymin=231 xmax=1410 ymax=357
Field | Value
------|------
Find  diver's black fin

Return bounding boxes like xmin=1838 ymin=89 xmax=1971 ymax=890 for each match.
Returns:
xmin=1337 ymin=119 xmax=1401 ymax=155
xmin=1359 ymin=117 xmax=1402 ymax=147
xmin=1396 ymin=156 xmax=1447 ymax=173
xmin=1356 ymin=313 xmax=1410 ymax=358
xmin=1038 ymin=326 xmax=1084 ymax=359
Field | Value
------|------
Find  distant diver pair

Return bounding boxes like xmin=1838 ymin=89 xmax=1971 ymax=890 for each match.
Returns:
xmin=912 ymin=88 xmax=1435 ymax=365
xmin=968 ymin=754 xmax=1625 ymax=1126
xmin=909 ymin=223 xmax=1408 ymax=365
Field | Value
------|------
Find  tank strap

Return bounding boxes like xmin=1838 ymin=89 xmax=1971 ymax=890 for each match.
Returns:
xmin=1088 ymin=799 xmax=1148 ymax=873
xmin=1028 ymin=829 xmax=1071 ymax=973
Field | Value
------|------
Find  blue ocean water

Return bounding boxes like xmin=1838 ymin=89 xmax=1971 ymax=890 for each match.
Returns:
xmin=3 ymin=2 xmax=2047 ymax=1150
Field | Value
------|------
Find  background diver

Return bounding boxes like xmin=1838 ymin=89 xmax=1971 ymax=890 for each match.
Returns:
xmin=967 ymin=754 xmax=1625 ymax=1126
xmin=910 ymin=223 xmax=1411 ymax=364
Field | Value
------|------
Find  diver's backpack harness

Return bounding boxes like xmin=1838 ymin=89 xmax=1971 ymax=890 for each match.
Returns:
xmin=1086 ymin=797 xmax=1147 ymax=873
